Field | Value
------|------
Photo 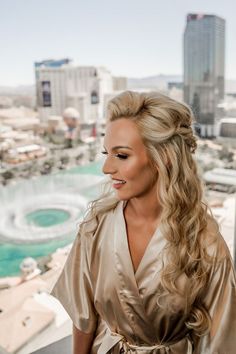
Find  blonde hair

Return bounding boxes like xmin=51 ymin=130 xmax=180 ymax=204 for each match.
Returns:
xmin=84 ymin=90 xmax=220 ymax=335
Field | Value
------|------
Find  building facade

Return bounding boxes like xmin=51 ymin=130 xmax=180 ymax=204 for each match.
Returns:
xmin=35 ymin=60 xmax=113 ymax=124
xmin=35 ymin=59 xmax=71 ymax=122
xmin=112 ymin=76 xmax=127 ymax=91
xmin=216 ymin=117 xmax=236 ymax=147
xmin=184 ymin=14 xmax=225 ymax=137
xmin=66 ymin=66 xmax=113 ymax=123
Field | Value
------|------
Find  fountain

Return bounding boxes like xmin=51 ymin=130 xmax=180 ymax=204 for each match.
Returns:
xmin=0 ymin=160 xmax=104 ymax=276
xmin=0 ymin=170 xmax=103 ymax=244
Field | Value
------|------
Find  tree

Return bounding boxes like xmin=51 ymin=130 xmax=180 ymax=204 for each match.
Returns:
xmin=41 ymin=158 xmax=55 ymax=174
xmin=60 ymin=155 xmax=70 ymax=165
xmin=2 ymin=170 xmax=14 ymax=182
xmin=218 ymin=147 xmax=234 ymax=162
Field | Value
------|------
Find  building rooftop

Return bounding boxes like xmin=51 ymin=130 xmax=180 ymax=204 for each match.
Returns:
xmin=0 ymin=297 xmax=54 ymax=354
xmin=0 ymin=264 xmax=72 ymax=354
xmin=204 ymin=168 xmax=236 ymax=187
xmin=219 ymin=117 xmax=236 ymax=124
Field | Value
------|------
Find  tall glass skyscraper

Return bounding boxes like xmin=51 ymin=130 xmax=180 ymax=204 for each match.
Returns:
xmin=184 ymin=14 xmax=225 ymax=137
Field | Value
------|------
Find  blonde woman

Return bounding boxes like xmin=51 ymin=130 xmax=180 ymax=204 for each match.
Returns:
xmin=51 ymin=91 xmax=236 ymax=353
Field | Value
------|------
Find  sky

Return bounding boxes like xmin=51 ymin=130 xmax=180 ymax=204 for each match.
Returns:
xmin=1 ymin=0 xmax=236 ymax=86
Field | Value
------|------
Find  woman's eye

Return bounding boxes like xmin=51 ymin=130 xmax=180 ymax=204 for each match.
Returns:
xmin=101 ymin=151 xmax=128 ymax=159
xmin=115 ymin=153 xmax=128 ymax=160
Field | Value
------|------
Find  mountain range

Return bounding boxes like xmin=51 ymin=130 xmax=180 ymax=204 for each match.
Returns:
xmin=0 ymin=75 xmax=236 ymax=95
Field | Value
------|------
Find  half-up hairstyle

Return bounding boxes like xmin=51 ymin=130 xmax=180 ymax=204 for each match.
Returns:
xmin=84 ymin=90 xmax=220 ymax=335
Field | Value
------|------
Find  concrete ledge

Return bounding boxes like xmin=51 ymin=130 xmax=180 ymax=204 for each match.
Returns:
xmin=32 ymin=335 xmax=72 ymax=354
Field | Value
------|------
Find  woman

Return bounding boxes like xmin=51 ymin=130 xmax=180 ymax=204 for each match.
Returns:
xmin=51 ymin=91 xmax=236 ymax=353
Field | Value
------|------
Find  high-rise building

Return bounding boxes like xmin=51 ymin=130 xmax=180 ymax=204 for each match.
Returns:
xmin=35 ymin=59 xmax=113 ymax=123
xmin=66 ymin=66 xmax=113 ymax=123
xmin=184 ymin=14 xmax=225 ymax=137
xmin=35 ymin=59 xmax=71 ymax=122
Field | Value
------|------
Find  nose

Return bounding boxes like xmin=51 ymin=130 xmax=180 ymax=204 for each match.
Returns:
xmin=102 ymin=155 xmax=117 ymax=175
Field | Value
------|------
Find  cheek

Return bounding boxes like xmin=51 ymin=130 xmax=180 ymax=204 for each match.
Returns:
xmin=136 ymin=162 xmax=157 ymax=186
xmin=123 ymin=159 xmax=152 ymax=181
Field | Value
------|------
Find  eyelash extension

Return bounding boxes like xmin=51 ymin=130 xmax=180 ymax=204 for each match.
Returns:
xmin=115 ymin=153 xmax=128 ymax=160
xmin=101 ymin=151 xmax=128 ymax=159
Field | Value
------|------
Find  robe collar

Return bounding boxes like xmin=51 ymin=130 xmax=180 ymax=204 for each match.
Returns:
xmin=113 ymin=200 xmax=166 ymax=294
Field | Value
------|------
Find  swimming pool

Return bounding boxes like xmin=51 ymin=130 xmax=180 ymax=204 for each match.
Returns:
xmin=0 ymin=160 xmax=104 ymax=277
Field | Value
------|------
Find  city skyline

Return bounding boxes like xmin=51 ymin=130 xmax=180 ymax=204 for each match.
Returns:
xmin=1 ymin=0 xmax=236 ymax=86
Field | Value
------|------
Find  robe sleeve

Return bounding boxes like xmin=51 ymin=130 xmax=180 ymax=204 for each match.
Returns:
xmin=192 ymin=234 xmax=236 ymax=353
xmin=50 ymin=226 xmax=98 ymax=334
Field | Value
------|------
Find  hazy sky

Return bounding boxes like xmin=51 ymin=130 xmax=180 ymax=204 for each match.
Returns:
xmin=1 ymin=0 xmax=236 ymax=86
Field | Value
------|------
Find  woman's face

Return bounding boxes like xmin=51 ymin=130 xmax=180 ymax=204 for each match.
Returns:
xmin=102 ymin=118 xmax=158 ymax=201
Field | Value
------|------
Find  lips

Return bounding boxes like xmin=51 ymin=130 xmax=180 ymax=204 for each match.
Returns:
xmin=112 ymin=179 xmax=126 ymax=184
xmin=111 ymin=178 xmax=126 ymax=189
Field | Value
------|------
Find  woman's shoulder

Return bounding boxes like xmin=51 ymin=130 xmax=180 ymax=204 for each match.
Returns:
xmin=74 ymin=198 xmax=122 ymax=264
xmin=78 ymin=197 xmax=121 ymax=239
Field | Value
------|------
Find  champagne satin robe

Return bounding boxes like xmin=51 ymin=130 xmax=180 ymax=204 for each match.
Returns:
xmin=51 ymin=201 xmax=236 ymax=353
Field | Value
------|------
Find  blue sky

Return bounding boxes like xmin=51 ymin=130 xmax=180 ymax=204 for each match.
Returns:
xmin=1 ymin=0 xmax=236 ymax=86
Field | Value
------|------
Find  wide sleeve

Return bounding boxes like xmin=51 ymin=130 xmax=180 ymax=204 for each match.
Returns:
xmin=192 ymin=234 xmax=236 ymax=353
xmin=50 ymin=228 xmax=98 ymax=334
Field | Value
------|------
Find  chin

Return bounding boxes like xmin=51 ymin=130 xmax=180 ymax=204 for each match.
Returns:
xmin=116 ymin=196 xmax=129 ymax=201
xmin=115 ymin=193 xmax=130 ymax=201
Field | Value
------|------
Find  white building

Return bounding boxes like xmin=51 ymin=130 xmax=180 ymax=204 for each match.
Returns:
xmin=35 ymin=60 xmax=113 ymax=124
xmin=216 ymin=117 xmax=236 ymax=147
xmin=217 ymin=97 xmax=236 ymax=118
xmin=112 ymin=76 xmax=127 ymax=91
xmin=66 ymin=66 xmax=113 ymax=123
xmin=66 ymin=93 xmax=88 ymax=124
xmin=35 ymin=59 xmax=71 ymax=122
xmin=203 ymin=168 xmax=236 ymax=193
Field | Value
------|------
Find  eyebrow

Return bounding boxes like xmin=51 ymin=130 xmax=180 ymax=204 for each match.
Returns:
xmin=103 ymin=145 xmax=133 ymax=151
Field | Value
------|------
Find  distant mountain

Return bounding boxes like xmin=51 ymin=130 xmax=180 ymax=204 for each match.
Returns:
xmin=128 ymin=74 xmax=182 ymax=90
xmin=0 ymin=76 xmax=235 ymax=96
xmin=0 ymin=85 xmax=35 ymax=95
xmin=0 ymin=85 xmax=36 ymax=108
xmin=128 ymin=75 xmax=236 ymax=94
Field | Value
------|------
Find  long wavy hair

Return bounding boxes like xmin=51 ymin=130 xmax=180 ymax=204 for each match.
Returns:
xmin=83 ymin=90 xmax=220 ymax=335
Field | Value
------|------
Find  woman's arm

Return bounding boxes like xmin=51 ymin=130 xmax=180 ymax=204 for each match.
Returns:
xmin=73 ymin=325 xmax=95 ymax=354
xmin=191 ymin=244 xmax=236 ymax=353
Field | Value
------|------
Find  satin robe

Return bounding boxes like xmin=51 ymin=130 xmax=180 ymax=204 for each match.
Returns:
xmin=51 ymin=201 xmax=236 ymax=353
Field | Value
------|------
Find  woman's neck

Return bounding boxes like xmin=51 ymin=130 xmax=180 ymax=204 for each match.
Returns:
xmin=125 ymin=194 xmax=162 ymax=223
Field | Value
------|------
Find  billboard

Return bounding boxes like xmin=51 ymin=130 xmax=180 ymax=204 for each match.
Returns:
xmin=91 ymin=90 xmax=99 ymax=104
xmin=41 ymin=81 xmax=51 ymax=107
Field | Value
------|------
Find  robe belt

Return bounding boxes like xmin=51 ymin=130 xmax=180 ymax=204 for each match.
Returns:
xmin=98 ymin=326 xmax=193 ymax=354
